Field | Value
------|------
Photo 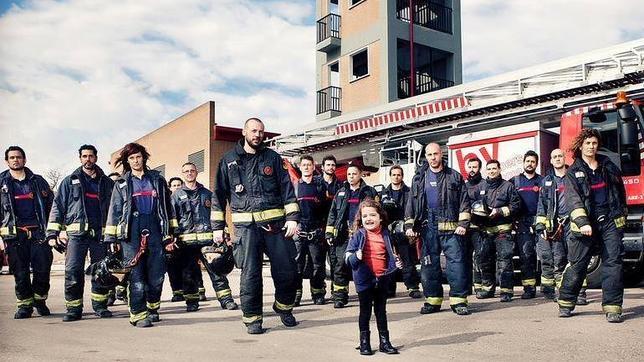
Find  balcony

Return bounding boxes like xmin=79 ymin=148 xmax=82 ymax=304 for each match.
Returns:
xmin=316 ymin=14 xmax=341 ymax=52
xmin=396 ymin=0 xmax=452 ymax=34
xmin=398 ymin=71 xmax=454 ymax=99
xmin=316 ymin=86 xmax=341 ymax=120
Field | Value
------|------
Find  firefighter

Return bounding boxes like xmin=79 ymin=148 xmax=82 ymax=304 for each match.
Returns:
xmin=465 ymin=157 xmax=491 ymax=298
xmin=293 ymin=155 xmax=328 ymax=306
xmin=405 ymin=143 xmax=471 ymax=315
xmin=380 ymin=165 xmax=421 ymax=299
xmin=316 ymin=155 xmax=341 ymax=282
xmin=172 ymin=162 xmax=238 ymax=311
xmin=104 ymin=143 xmax=177 ymax=327
xmin=46 ymin=145 xmax=115 ymax=321
xmin=558 ymin=129 xmax=627 ymax=323
xmin=166 ymin=176 xmax=186 ymax=302
xmin=510 ymin=151 xmax=543 ymax=299
xmin=326 ymin=164 xmax=378 ymax=308
xmin=0 ymin=146 xmax=54 ymax=319
xmin=479 ymin=160 xmax=521 ymax=302
xmin=211 ymin=118 xmax=300 ymax=335
xmin=106 ymin=171 xmax=125 ymax=306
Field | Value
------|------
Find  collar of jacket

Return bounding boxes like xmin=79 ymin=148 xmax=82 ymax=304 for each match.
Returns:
xmin=467 ymin=172 xmax=482 ymax=185
xmin=486 ymin=175 xmax=503 ymax=188
xmin=72 ymin=165 xmax=106 ymax=179
xmin=386 ymin=183 xmax=409 ymax=193
xmin=180 ymin=182 xmax=205 ymax=192
xmin=234 ymin=138 xmax=267 ymax=156
xmin=0 ymin=167 xmax=36 ymax=182
xmin=122 ymin=169 xmax=162 ymax=182
xmin=417 ymin=161 xmax=450 ymax=177
xmin=343 ymin=179 xmax=368 ymax=192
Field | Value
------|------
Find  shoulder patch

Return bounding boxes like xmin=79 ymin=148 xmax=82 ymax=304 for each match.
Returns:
xmin=545 ymin=181 xmax=552 ymax=187
xmin=204 ymin=199 xmax=211 ymax=208
xmin=338 ymin=191 xmax=345 ymax=197
xmin=575 ymin=171 xmax=585 ymax=178
xmin=71 ymin=179 xmax=81 ymax=185
xmin=179 ymin=194 xmax=188 ymax=200
xmin=479 ymin=190 xmax=486 ymax=195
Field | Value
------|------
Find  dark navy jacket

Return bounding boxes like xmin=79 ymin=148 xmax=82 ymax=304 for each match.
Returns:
xmin=0 ymin=168 xmax=53 ymax=240
xmin=345 ymin=228 xmax=398 ymax=293
xmin=325 ymin=180 xmax=378 ymax=239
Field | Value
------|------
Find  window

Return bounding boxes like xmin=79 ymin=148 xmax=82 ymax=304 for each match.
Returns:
xmin=188 ymin=150 xmax=205 ymax=172
xmin=349 ymin=0 xmax=365 ymax=8
xmin=153 ymin=164 xmax=166 ymax=178
xmin=351 ymin=48 xmax=368 ymax=81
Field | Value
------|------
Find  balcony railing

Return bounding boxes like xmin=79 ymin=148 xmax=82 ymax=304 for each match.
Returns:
xmin=317 ymin=86 xmax=342 ymax=115
xmin=398 ymin=71 xmax=454 ymax=99
xmin=317 ymin=13 xmax=341 ymax=43
xmin=396 ymin=0 xmax=452 ymax=34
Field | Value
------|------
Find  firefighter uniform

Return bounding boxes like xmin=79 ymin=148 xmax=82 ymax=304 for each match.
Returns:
xmin=317 ymin=174 xmax=340 ymax=282
xmin=465 ymin=172 xmax=487 ymax=294
xmin=534 ymin=172 xmax=569 ymax=298
xmin=380 ymin=183 xmax=421 ymax=297
xmin=212 ymin=140 xmax=300 ymax=329
xmin=46 ymin=166 xmax=114 ymax=319
xmin=294 ymin=177 xmax=328 ymax=305
xmin=558 ymin=155 xmax=627 ymax=318
xmin=0 ymin=168 xmax=54 ymax=318
xmin=511 ymin=173 xmax=543 ymax=297
xmin=326 ymin=179 xmax=378 ymax=307
xmin=480 ymin=175 xmax=521 ymax=301
xmin=405 ymin=163 xmax=471 ymax=313
xmin=104 ymin=170 xmax=177 ymax=326
xmin=171 ymin=183 xmax=237 ymax=310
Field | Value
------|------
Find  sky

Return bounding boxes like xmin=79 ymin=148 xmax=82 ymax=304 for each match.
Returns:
xmin=1 ymin=0 xmax=643 ymax=179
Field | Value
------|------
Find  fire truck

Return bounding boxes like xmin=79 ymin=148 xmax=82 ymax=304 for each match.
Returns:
xmin=271 ymin=39 xmax=644 ymax=287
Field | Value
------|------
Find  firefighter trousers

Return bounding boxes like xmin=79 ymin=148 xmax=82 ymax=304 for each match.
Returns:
xmin=516 ymin=217 xmax=538 ymax=289
xmin=471 ymin=229 xmax=486 ymax=291
xmin=168 ymin=251 xmax=206 ymax=298
xmin=480 ymin=231 xmax=514 ymax=296
xmin=6 ymin=230 xmax=52 ymax=309
xmin=537 ymin=225 xmax=568 ymax=289
xmin=232 ymin=221 xmax=298 ymax=325
xmin=123 ymin=213 xmax=166 ymax=324
xmin=295 ymin=233 xmax=327 ymax=299
xmin=420 ymin=215 xmax=468 ymax=308
xmin=198 ymin=251 xmax=235 ymax=307
xmin=559 ymin=218 xmax=624 ymax=313
xmin=328 ymin=237 xmax=350 ymax=303
xmin=64 ymin=233 xmax=109 ymax=312
xmin=173 ymin=247 xmax=200 ymax=304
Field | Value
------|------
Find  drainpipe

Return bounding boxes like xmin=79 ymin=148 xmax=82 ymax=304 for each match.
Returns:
xmin=409 ymin=0 xmax=415 ymax=97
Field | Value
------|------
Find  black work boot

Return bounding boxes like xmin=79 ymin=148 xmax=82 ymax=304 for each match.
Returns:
xmin=199 ymin=288 xmax=207 ymax=302
xmin=500 ymin=293 xmax=512 ymax=302
xmin=14 ymin=307 xmax=33 ymax=319
xmin=542 ymin=286 xmax=555 ymax=300
xmin=420 ymin=303 xmax=440 ymax=314
xmin=476 ymin=290 xmax=494 ymax=299
xmin=107 ymin=292 xmax=116 ymax=307
xmin=452 ymin=305 xmax=470 ymax=316
xmin=559 ymin=307 xmax=573 ymax=318
xmin=521 ymin=286 xmax=536 ymax=299
xmin=273 ymin=304 xmax=297 ymax=327
xmin=247 ymin=322 xmax=264 ymax=334
xmin=34 ymin=300 xmax=51 ymax=316
xmin=148 ymin=311 xmax=160 ymax=322
xmin=334 ymin=300 xmax=345 ymax=309
xmin=294 ymin=290 xmax=302 ymax=307
xmin=576 ymin=289 xmax=588 ymax=305
xmin=223 ymin=300 xmax=239 ymax=310
xmin=62 ymin=309 xmax=82 ymax=322
xmin=408 ymin=290 xmax=423 ymax=299
xmin=131 ymin=317 xmax=153 ymax=328
xmin=378 ymin=330 xmax=399 ymax=354
xmin=359 ymin=330 xmax=373 ymax=356
xmin=313 ymin=296 xmax=326 ymax=305
xmin=95 ymin=308 xmax=113 ymax=318
xmin=606 ymin=312 xmax=623 ymax=323
xmin=186 ymin=301 xmax=199 ymax=312
xmin=171 ymin=292 xmax=184 ymax=302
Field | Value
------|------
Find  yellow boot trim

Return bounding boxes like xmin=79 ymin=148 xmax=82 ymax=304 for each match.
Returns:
xmin=146 ymin=301 xmax=161 ymax=311
xmin=500 ymin=288 xmax=514 ymax=294
xmin=91 ymin=292 xmax=109 ymax=302
xmin=17 ymin=297 xmax=35 ymax=307
xmin=34 ymin=293 xmax=48 ymax=301
xmin=274 ymin=300 xmax=294 ymax=311
xmin=311 ymin=287 xmax=326 ymax=294
xmin=425 ymin=297 xmax=443 ymax=306
xmin=65 ymin=299 xmax=83 ymax=308
xmin=184 ymin=293 xmax=200 ymax=301
xmin=522 ymin=279 xmax=536 ymax=287
xmin=540 ymin=277 xmax=555 ymax=287
xmin=602 ymin=305 xmax=622 ymax=314
xmin=558 ymin=299 xmax=575 ymax=308
xmin=333 ymin=283 xmax=348 ymax=292
xmin=215 ymin=289 xmax=232 ymax=299
xmin=129 ymin=310 xmax=148 ymax=323
xmin=242 ymin=315 xmax=263 ymax=324
xmin=449 ymin=297 xmax=468 ymax=306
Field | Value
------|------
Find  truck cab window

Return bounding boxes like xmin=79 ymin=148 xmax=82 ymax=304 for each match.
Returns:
xmin=582 ymin=111 xmax=619 ymax=154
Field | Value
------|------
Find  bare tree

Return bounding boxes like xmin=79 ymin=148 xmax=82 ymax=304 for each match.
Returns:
xmin=45 ymin=168 xmax=64 ymax=191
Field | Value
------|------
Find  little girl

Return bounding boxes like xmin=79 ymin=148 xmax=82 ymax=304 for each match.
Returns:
xmin=345 ymin=199 xmax=402 ymax=356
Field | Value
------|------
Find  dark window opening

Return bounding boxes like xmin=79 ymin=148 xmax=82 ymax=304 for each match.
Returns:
xmin=352 ymin=49 xmax=368 ymax=80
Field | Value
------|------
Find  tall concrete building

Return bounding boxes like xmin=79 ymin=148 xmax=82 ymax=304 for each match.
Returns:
xmin=315 ymin=0 xmax=462 ymax=121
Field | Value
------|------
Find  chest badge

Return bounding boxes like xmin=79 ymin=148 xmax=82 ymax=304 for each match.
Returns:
xmin=1 ymin=184 xmax=7 ymax=193
xmin=263 ymin=166 xmax=273 ymax=176
xmin=545 ymin=181 xmax=553 ymax=187
xmin=235 ymin=184 xmax=244 ymax=193
xmin=575 ymin=171 xmax=585 ymax=178
xmin=204 ymin=199 xmax=212 ymax=208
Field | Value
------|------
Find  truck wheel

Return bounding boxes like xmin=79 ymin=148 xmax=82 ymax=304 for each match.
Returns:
xmin=585 ymin=254 xmax=602 ymax=289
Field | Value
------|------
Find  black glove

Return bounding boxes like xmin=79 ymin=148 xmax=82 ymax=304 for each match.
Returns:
xmin=47 ymin=236 xmax=67 ymax=254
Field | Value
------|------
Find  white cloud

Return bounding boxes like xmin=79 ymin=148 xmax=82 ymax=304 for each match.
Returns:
xmin=462 ymin=0 xmax=644 ymax=80
xmin=0 ymin=0 xmax=316 ymax=176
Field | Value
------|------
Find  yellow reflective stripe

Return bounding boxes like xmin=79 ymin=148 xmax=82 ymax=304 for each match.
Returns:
xmin=570 ymin=208 xmax=587 ymax=221
xmin=184 ymin=293 xmax=200 ymax=301
xmin=500 ymin=288 xmax=513 ymax=293
xmin=284 ymin=202 xmax=299 ymax=215
xmin=570 ymin=222 xmax=580 ymax=232
xmin=179 ymin=232 xmax=214 ymax=242
xmin=169 ymin=219 xmax=179 ymax=228
xmin=332 ymin=283 xmax=348 ymax=292
xmin=216 ymin=289 xmax=232 ymax=299
xmin=438 ymin=221 xmax=459 ymax=231
xmin=473 ymin=283 xmax=483 ymax=289
xmin=325 ymin=226 xmax=335 ymax=234
xmin=17 ymin=297 xmax=35 ymax=307
xmin=536 ymin=216 xmax=551 ymax=229
xmin=65 ymin=299 xmax=82 ymax=308
xmin=91 ymin=293 xmax=108 ymax=302
xmin=603 ymin=305 xmax=622 ymax=314
xmin=146 ymin=301 xmax=161 ymax=311
xmin=173 ymin=290 xmax=184 ymax=296
xmin=34 ymin=293 xmax=47 ymax=301
xmin=425 ymin=297 xmax=443 ymax=306
xmin=130 ymin=311 xmax=148 ymax=323
xmin=231 ymin=208 xmax=286 ymax=223
xmin=0 ymin=226 xmax=16 ymax=236
xmin=46 ymin=222 xmax=63 ymax=231
xmin=614 ymin=216 xmax=626 ymax=228
xmin=404 ymin=218 xmax=414 ymax=225
xmin=242 ymin=315 xmax=263 ymax=324
xmin=501 ymin=207 xmax=510 ymax=217
xmin=582 ymin=278 xmax=588 ymax=288
xmin=522 ymin=279 xmax=537 ymax=287
xmin=311 ymin=287 xmax=326 ymax=294
xmin=480 ymin=285 xmax=493 ymax=292
xmin=104 ymin=225 xmax=118 ymax=236
xmin=66 ymin=223 xmax=89 ymax=232
xmin=449 ymin=297 xmax=468 ymax=306
xmin=198 ymin=287 xmax=206 ymax=293
xmin=558 ymin=300 xmax=575 ymax=308
xmin=485 ymin=224 xmax=513 ymax=233
xmin=458 ymin=212 xmax=471 ymax=221
xmin=210 ymin=210 xmax=225 ymax=221
xmin=540 ymin=277 xmax=555 ymax=286
xmin=274 ymin=300 xmax=294 ymax=311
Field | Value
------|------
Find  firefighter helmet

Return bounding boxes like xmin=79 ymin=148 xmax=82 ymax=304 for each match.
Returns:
xmin=84 ymin=253 xmax=131 ymax=289
xmin=201 ymin=243 xmax=234 ymax=275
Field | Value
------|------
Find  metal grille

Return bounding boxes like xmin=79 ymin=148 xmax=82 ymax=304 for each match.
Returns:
xmin=188 ymin=150 xmax=205 ymax=172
